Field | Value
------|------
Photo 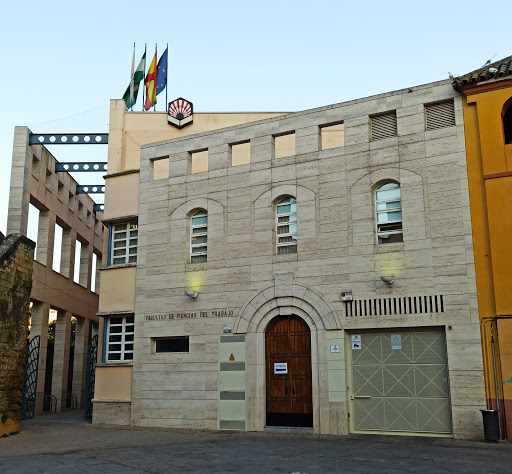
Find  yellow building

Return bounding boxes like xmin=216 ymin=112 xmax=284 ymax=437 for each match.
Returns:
xmin=453 ymin=55 xmax=512 ymax=439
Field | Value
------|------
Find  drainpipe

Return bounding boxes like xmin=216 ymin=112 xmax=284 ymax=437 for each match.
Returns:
xmin=490 ymin=322 xmax=502 ymax=438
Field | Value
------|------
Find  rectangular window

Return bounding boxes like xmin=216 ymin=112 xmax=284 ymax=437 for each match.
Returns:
xmin=191 ymin=149 xmax=208 ymax=174
xmin=106 ymin=315 xmax=134 ymax=361
xmin=110 ymin=222 xmax=138 ymax=265
xmin=371 ymin=111 xmax=397 ymax=141
xmin=155 ymin=337 xmax=190 ymax=353
xmin=152 ymin=157 xmax=169 ymax=180
xmin=274 ymin=132 xmax=295 ymax=158
xmin=231 ymin=141 xmax=250 ymax=166
xmin=91 ymin=252 xmax=97 ymax=292
xmin=376 ymin=183 xmax=403 ymax=244
xmin=190 ymin=211 xmax=207 ymax=263
xmin=27 ymin=203 xmax=40 ymax=260
xmin=425 ymin=100 xmax=455 ymax=131
xmin=320 ymin=122 xmax=344 ymax=150
xmin=52 ymin=223 xmax=63 ymax=273
xmin=73 ymin=239 xmax=81 ymax=283
xmin=276 ymin=198 xmax=297 ymax=254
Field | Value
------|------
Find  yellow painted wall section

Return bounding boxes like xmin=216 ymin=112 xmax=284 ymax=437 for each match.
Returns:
xmin=485 ymin=177 xmax=512 ymax=314
xmin=94 ymin=365 xmax=133 ymax=400
xmin=107 ymin=99 xmax=288 ymax=174
xmin=461 ymin=81 xmax=512 ymax=438
xmin=103 ymin=172 xmax=140 ymax=221
xmin=98 ymin=266 xmax=136 ymax=313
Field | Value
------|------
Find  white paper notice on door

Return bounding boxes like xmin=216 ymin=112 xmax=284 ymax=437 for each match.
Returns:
xmin=274 ymin=363 xmax=288 ymax=374
xmin=351 ymin=335 xmax=362 ymax=350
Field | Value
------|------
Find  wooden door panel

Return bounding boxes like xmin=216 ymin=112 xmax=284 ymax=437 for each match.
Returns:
xmin=266 ymin=315 xmax=312 ymax=426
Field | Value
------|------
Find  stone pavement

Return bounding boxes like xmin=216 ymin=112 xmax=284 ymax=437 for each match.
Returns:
xmin=0 ymin=411 xmax=511 ymax=473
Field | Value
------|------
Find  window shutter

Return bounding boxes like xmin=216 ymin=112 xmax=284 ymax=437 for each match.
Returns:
xmin=371 ymin=112 xmax=397 ymax=141
xmin=425 ymin=101 xmax=455 ymax=131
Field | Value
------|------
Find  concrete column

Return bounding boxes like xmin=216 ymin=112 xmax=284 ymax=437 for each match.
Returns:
xmin=35 ymin=210 xmax=56 ymax=268
xmin=51 ymin=310 xmax=72 ymax=412
xmin=80 ymin=242 xmax=92 ymax=289
xmin=7 ymin=127 xmax=31 ymax=235
xmin=29 ymin=302 xmax=50 ymax=416
xmin=60 ymin=228 xmax=76 ymax=280
xmin=94 ymin=253 xmax=101 ymax=293
xmin=72 ymin=317 xmax=90 ymax=408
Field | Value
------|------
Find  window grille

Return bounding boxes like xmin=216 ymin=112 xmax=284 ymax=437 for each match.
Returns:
xmin=425 ymin=101 xmax=455 ymax=131
xmin=191 ymin=210 xmax=207 ymax=263
xmin=106 ymin=315 xmax=134 ymax=361
xmin=371 ymin=112 xmax=397 ymax=141
xmin=276 ymin=197 xmax=297 ymax=255
xmin=111 ymin=222 xmax=138 ymax=265
xmin=376 ymin=182 xmax=403 ymax=243
xmin=344 ymin=295 xmax=444 ymax=317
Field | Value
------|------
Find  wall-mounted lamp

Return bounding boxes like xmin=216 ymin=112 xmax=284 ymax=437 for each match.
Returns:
xmin=185 ymin=290 xmax=198 ymax=298
xmin=380 ymin=276 xmax=394 ymax=284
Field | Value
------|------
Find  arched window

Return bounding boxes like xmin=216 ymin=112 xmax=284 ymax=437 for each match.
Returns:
xmin=276 ymin=197 xmax=297 ymax=254
xmin=504 ymin=101 xmax=512 ymax=145
xmin=375 ymin=183 xmax=403 ymax=244
xmin=190 ymin=210 xmax=207 ymax=263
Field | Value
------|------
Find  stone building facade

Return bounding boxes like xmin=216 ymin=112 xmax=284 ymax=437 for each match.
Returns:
xmin=94 ymin=80 xmax=485 ymax=439
xmin=0 ymin=232 xmax=35 ymax=436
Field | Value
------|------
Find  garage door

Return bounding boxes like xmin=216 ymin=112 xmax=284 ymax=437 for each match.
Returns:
xmin=351 ymin=330 xmax=451 ymax=434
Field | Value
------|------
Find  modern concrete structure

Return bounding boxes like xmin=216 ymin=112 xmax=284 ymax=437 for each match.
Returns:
xmin=7 ymin=128 xmax=104 ymax=414
xmin=93 ymin=79 xmax=486 ymax=439
xmin=453 ymin=54 xmax=512 ymax=439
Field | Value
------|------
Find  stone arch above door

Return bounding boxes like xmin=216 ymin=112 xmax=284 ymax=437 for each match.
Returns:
xmin=233 ymin=274 xmax=340 ymax=333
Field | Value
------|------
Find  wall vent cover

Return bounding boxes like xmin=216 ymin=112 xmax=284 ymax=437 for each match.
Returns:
xmin=371 ymin=111 xmax=397 ymax=141
xmin=344 ymin=295 xmax=444 ymax=317
xmin=425 ymin=100 xmax=455 ymax=131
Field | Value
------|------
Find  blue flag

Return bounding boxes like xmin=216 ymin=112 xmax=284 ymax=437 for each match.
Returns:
xmin=156 ymin=48 xmax=168 ymax=97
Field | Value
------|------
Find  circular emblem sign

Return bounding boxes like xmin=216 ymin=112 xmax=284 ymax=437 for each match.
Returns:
xmin=168 ymin=98 xmax=193 ymax=129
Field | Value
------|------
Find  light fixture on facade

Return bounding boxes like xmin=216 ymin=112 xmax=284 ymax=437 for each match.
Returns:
xmin=380 ymin=276 xmax=394 ymax=284
xmin=184 ymin=290 xmax=198 ymax=298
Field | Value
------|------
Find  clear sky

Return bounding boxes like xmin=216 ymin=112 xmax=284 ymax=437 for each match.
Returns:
xmin=1 ymin=0 xmax=510 ymax=235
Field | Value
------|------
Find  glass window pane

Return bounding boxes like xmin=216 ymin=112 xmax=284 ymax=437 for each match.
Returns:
xmin=108 ymin=353 xmax=121 ymax=361
xmin=110 ymin=317 xmax=123 ymax=325
xmin=109 ymin=335 xmax=122 ymax=342
xmin=191 ymin=235 xmax=207 ymax=245
xmin=108 ymin=344 xmax=122 ymax=352
xmin=126 ymin=316 xmax=134 ymax=324
xmin=192 ymin=216 xmax=207 ymax=226
xmin=376 ymin=188 xmax=401 ymax=201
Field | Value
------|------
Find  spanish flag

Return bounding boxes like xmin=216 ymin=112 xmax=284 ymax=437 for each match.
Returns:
xmin=144 ymin=49 xmax=157 ymax=111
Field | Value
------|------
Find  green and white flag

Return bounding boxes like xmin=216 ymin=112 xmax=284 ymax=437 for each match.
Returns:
xmin=123 ymin=51 xmax=146 ymax=109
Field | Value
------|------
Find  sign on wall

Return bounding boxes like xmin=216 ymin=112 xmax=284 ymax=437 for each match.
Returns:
xmin=168 ymin=97 xmax=193 ymax=129
xmin=351 ymin=335 xmax=362 ymax=350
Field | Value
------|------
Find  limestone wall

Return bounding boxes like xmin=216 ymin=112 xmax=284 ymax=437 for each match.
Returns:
xmin=0 ymin=233 xmax=35 ymax=436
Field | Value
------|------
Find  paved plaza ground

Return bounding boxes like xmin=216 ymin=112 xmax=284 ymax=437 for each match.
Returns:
xmin=0 ymin=411 xmax=511 ymax=473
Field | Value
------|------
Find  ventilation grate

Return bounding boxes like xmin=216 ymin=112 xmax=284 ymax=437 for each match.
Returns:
xmin=371 ymin=112 xmax=397 ymax=141
xmin=344 ymin=295 xmax=444 ymax=317
xmin=425 ymin=101 xmax=455 ymax=131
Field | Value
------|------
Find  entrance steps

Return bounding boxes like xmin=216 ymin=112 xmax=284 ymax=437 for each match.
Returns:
xmin=264 ymin=426 xmax=314 ymax=434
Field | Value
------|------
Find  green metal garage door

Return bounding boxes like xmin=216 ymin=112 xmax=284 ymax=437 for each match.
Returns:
xmin=350 ymin=330 xmax=451 ymax=435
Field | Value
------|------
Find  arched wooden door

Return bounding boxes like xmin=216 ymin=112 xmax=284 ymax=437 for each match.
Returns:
xmin=265 ymin=315 xmax=313 ymax=427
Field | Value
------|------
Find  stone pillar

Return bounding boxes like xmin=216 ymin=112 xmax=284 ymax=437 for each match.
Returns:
xmin=35 ymin=210 xmax=56 ymax=269
xmin=60 ymin=229 xmax=76 ymax=280
xmin=30 ymin=302 xmax=50 ymax=416
xmin=80 ymin=242 xmax=92 ymax=289
xmin=94 ymin=253 xmax=101 ymax=293
xmin=72 ymin=317 xmax=89 ymax=408
xmin=6 ymin=127 xmax=31 ymax=236
xmin=51 ymin=310 xmax=72 ymax=412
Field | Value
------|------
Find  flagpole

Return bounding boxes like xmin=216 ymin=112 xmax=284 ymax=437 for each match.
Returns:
xmin=153 ymin=43 xmax=157 ymax=112
xmin=130 ymin=42 xmax=135 ymax=111
xmin=143 ymin=43 xmax=147 ymax=112
xmin=165 ymin=43 xmax=168 ymax=109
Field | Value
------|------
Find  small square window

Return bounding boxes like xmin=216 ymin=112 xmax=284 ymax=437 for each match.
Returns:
xmin=320 ymin=122 xmax=344 ymax=150
xmin=231 ymin=141 xmax=250 ymax=166
xmin=274 ymin=132 xmax=295 ymax=158
xmin=153 ymin=157 xmax=169 ymax=180
xmin=155 ymin=337 xmax=189 ymax=353
xmin=190 ymin=150 xmax=208 ymax=174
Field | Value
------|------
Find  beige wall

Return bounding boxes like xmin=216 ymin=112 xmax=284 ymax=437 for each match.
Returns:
xmin=98 ymin=266 xmax=136 ymax=313
xmin=103 ymin=172 xmax=140 ymax=222
xmin=107 ymin=99 xmax=287 ymax=174
xmin=94 ymin=365 xmax=132 ymax=400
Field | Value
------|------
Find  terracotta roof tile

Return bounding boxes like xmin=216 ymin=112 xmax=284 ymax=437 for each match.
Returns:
xmin=453 ymin=55 xmax=512 ymax=88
